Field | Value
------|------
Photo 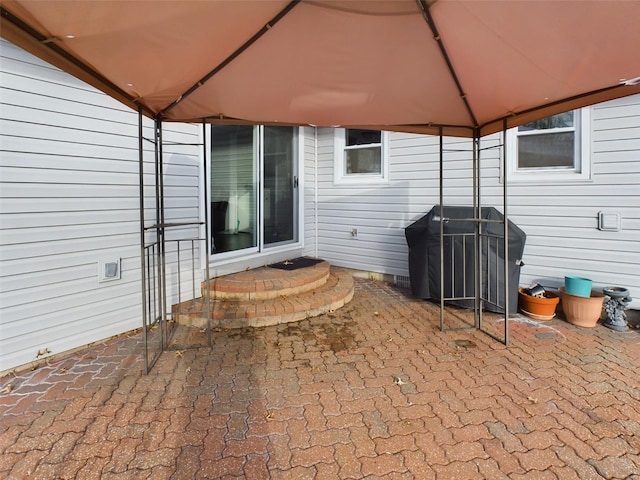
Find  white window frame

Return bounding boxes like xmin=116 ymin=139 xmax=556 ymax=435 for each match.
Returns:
xmin=505 ymin=107 xmax=591 ymax=183
xmin=334 ymin=129 xmax=389 ymax=185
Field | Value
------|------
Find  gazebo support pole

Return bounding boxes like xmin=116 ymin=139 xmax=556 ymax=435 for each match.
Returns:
xmin=503 ymin=119 xmax=510 ymax=345
xmin=473 ymin=129 xmax=481 ymax=329
xmin=153 ymin=119 xmax=168 ymax=349
xmin=138 ymin=108 xmax=149 ymax=372
xmin=202 ymin=122 xmax=212 ymax=348
xmin=439 ymin=128 xmax=445 ymax=331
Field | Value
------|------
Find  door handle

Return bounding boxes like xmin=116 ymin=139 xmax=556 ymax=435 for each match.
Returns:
xmin=293 ymin=176 xmax=299 ymax=188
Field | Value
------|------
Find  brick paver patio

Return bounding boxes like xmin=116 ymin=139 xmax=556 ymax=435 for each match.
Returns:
xmin=1 ymin=279 xmax=639 ymax=479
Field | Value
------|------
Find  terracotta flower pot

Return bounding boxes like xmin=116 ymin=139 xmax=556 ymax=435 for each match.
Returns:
xmin=560 ymin=287 xmax=605 ymax=328
xmin=518 ymin=288 xmax=560 ymax=320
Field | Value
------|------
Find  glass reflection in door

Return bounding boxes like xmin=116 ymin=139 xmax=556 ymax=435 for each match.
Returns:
xmin=210 ymin=125 xmax=257 ymax=254
xmin=263 ymin=126 xmax=297 ymax=246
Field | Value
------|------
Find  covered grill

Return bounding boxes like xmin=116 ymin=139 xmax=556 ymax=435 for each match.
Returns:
xmin=405 ymin=205 xmax=526 ymax=314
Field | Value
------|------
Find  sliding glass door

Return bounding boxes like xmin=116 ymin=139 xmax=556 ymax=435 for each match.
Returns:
xmin=263 ymin=126 xmax=297 ymax=247
xmin=210 ymin=125 xmax=298 ymax=256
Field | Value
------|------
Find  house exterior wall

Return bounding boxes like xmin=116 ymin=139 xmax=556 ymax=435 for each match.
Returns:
xmin=312 ymin=95 xmax=640 ymax=309
xmin=0 ymin=40 xmax=201 ymax=372
xmin=302 ymin=127 xmax=318 ymax=258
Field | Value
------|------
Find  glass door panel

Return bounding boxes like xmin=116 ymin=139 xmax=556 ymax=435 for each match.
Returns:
xmin=263 ymin=127 xmax=297 ymax=246
xmin=210 ymin=125 xmax=257 ymax=254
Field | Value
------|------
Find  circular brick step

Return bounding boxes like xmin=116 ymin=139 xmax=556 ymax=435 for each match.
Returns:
xmin=202 ymin=259 xmax=330 ymax=301
xmin=174 ymin=267 xmax=354 ymax=329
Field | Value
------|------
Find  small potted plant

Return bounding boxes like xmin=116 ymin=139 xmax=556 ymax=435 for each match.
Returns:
xmin=518 ymin=285 xmax=560 ymax=320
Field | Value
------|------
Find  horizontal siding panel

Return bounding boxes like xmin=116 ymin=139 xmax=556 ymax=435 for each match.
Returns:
xmin=512 ymin=215 xmax=640 ymax=230
xmin=0 ymin=307 xmax=141 ymax=370
xmin=1 ymin=136 xmax=138 ymax=160
xmin=0 ymin=75 xmax=132 ymax=115
xmin=592 ymin=161 xmax=640 ymax=175
xmin=0 ymin=209 xmax=139 ymax=228
xmin=2 ymin=275 xmax=141 ymax=316
xmin=0 ymin=104 xmax=138 ymax=138
xmin=0 ymin=197 xmax=197 ymax=213
xmin=0 ymin=135 xmax=197 ymax=164
xmin=520 ymin=268 xmax=638 ymax=292
xmin=0 ymin=153 xmax=140 ymax=176
xmin=1 ymin=265 xmax=101 ymax=294
xmin=591 ymin=138 xmax=640 ymax=153
xmin=318 ymin=251 xmax=407 ymax=276
xmin=593 ymin=115 xmax=640 ymax=130
xmin=317 ymin=231 xmax=406 ymax=248
xmin=0 ymin=165 xmax=142 ymax=185
xmin=0 ymin=234 xmax=140 ymax=261
xmin=0 ymin=221 xmax=138 ymax=245
xmin=521 ymin=253 xmax=638 ymax=277
xmin=518 ymin=227 xmax=639 ymax=245
xmin=0 ymin=46 xmax=92 ymax=82
xmin=0 ymin=183 xmax=199 ymax=202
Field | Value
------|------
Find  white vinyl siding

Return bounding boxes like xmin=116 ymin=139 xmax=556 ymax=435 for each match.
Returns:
xmin=313 ymin=94 xmax=640 ymax=309
xmin=303 ymin=127 xmax=318 ymax=257
xmin=0 ymin=40 xmax=201 ymax=371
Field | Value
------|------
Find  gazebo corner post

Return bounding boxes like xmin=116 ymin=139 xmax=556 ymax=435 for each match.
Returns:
xmin=202 ymin=122 xmax=212 ymax=348
xmin=138 ymin=107 xmax=149 ymax=373
xmin=473 ymin=128 xmax=481 ymax=330
xmin=503 ymin=119 xmax=509 ymax=345
xmin=153 ymin=118 xmax=168 ymax=350
xmin=439 ymin=127 xmax=445 ymax=331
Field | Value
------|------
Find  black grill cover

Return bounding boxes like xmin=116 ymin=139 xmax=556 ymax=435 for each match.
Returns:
xmin=405 ymin=205 xmax=526 ymax=314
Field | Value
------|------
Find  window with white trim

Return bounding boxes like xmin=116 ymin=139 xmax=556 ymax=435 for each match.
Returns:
xmin=334 ymin=129 xmax=389 ymax=184
xmin=506 ymin=108 xmax=591 ymax=182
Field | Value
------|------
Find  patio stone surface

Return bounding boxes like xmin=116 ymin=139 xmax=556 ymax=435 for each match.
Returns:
xmin=1 ymin=278 xmax=639 ymax=479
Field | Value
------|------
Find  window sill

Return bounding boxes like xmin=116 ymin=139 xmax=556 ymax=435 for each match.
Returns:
xmin=504 ymin=170 xmax=592 ymax=184
xmin=334 ymin=175 xmax=389 ymax=186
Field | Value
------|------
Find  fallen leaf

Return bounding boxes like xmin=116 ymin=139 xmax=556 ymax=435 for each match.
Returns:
xmin=1 ymin=384 xmax=14 ymax=394
xmin=527 ymin=396 xmax=539 ymax=404
xmin=265 ymin=412 xmax=274 ymax=421
xmin=186 ymin=367 xmax=191 ymax=373
xmin=175 ymin=350 xmax=184 ymax=357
